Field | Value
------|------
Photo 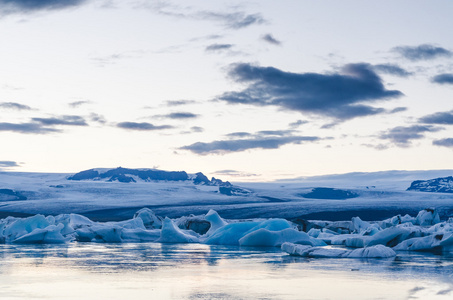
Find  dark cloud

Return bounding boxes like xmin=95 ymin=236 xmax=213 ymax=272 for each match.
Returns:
xmin=433 ymin=138 xmax=453 ymax=148
xmin=217 ymin=63 xmax=403 ymax=121
xmin=261 ymin=34 xmax=281 ymax=45
xmin=379 ymin=125 xmax=442 ymax=147
xmin=32 ymin=115 xmax=88 ymax=126
xmin=373 ymin=64 xmax=412 ymax=77
xmin=0 ymin=102 xmax=32 ymax=110
xmin=180 ymin=135 xmax=319 ymax=155
xmin=0 ymin=0 xmax=87 ymax=14
xmin=0 ymin=122 xmax=60 ymax=134
xmin=392 ymin=44 xmax=452 ymax=61
xmin=164 ymin=100 xmax=197 ymax=107
xmin=205 ymin=44 xmax=233 ymax=52
xmin=419 ymin=110 xmax=453 ymax=125
xmin=0 ymin=160 xmax=20 ymax=168
xmin=432 ymin=73 xmax=453 ymax=85
xmin=69 ymin=100 xmax=92 ymax=108
xmin=159 ymin=112 xmax=199 ymax=120
xmin=117 ymin=122 xmax=173 ymax=131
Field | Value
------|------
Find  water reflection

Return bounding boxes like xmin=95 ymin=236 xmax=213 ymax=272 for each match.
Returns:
xmin=0 ymin=243 xmax=452 ymax=299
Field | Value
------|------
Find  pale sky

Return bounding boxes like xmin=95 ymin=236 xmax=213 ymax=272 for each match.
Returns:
xmin=1 ymin=0 xmax=453 ymax=181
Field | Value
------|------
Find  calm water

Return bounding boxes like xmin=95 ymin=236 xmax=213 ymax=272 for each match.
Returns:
xmin=0 ymin=243 xmax=452 ymax=300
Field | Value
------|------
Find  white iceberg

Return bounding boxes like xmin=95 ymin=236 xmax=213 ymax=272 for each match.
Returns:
xmin=12 ymin=223 xmax=69 ymax=244
xmin=157 ymin=217 xmax=199 ymax=243
xmin=239 ymin=228 xmax=326 ymax=247
xmin=281 ymin=242 xmax=396 ymax=258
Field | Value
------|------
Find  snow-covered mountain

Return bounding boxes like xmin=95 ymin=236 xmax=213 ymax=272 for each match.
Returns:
xmin=407 ymin=176 xmax=453 ymax=193
xmin=1 ymin=168 xmax=453 ymax=221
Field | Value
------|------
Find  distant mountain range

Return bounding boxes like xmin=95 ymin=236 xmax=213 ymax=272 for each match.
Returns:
xmin=67 ymin=167 xmax=250 ymax=196
xmin=407 ymin=176 xmax=453 ymax=193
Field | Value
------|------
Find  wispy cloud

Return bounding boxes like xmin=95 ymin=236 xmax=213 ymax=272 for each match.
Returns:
xmin=163 ymin=100 xmax=197 ymax=107
xmin=217 ymin=62 xmax=403 ymax=121
xmin=392 ymin=44 xmax=452 ymax=61
xmin=432 ymin=73 xmax=453 ymax=85
xmin=205 ymin=44 xmax=233 ymax=52
xmin=156 ymin=112 xmax=199 ymax=120
xmin=261 ymin=34 xmax=281 ymax=45
xmin=147 ymin=2 xmax=266 ymax=30
xmin=379 ymin=125 xmax=442 ymax=147
xmin=117 ymin=122 xmax=173 ymax=131
xmin=68 ymin=100 xmax=92 ymax=108
xmin=213 ymin=169 xmax=259 ymax=177
xmin=89 ymin=113 xmax=107 ymax=124
xmin=0 ymin=160 xmax=20 ymax=168
xmin=32 ymin=115 xmax=88 ymax=126
xmin=0 ymin=122 xmax=60 ymax=134
xmin=373 ymin=63 xmax=412 ymax=77
xmin=289 ymin=120 xmax=308 ymax=128
xmin=0 ymin=102 xmax=33 ymax=110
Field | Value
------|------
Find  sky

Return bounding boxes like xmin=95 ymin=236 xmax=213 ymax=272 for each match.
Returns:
xmin=1 ymin=0 xmax=453 ymax=181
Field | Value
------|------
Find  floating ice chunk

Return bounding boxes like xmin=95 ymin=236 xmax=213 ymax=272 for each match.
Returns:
xmin=157 ymin=217 xmax=199 ymax=243
xmin=416 ymin=209 xmax=440 ymax=226
xmin=106 ymin=218 xmax=146 ymax=230
xmin=351 ymin=217 xmax=371 ymax=232
xmin=203 ymin=221 xmax=259 ymax=245
xmin=204 ymin=210 xmax=228 ymax=236
xmin=76 ymin=225 xmax=123 ymax=243
xmin=3 ymin=215 xmax=51 ymax=243
xmin=203 ymin=218 xmax=292 ymax=245
xmin=12 ymin=223 xmax=68 ymax=244
xmin=345 ymin=236 xmax=368 ymax=248
xmin=176 ymin=215 xmax=211 ymax=235
xmin=329 ymin=234 xmax=357 ymax=245
xmin=346 ymin=245 xmax=396 ymax=258
xmin=281 ymin=243 xmax=396 ymax=258
xmin=366 ymin=227 xmax=410 ymax=247
xmin=133 ymin=208 xmax=162 ymax=229
xmin=121 ymin=228 xmax=161 ymax=243
xmin=393 ymin=232 xmax=453 ymax=251
xmin=239 ymin=228 xmax=326 ymax=247
xmin=400 ymin=214 xmax=416 ymax=225
xmin=307 ymin=228 xmax=321 ymax=238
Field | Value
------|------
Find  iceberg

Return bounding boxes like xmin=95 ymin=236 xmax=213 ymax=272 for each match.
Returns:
xmin=12 ymin=224 xmax=68 ymax=244
xmin=157 ymin=217 xmax=199 ymax=243
xmin=239 ymin=228 xmax=326 ymax=247
xmin=281 ymin=243 xmax=396 ymax=258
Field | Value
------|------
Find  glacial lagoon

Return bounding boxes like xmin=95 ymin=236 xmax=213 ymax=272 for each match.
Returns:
xmin=1 ymin=243 xmax=452 ymax=300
